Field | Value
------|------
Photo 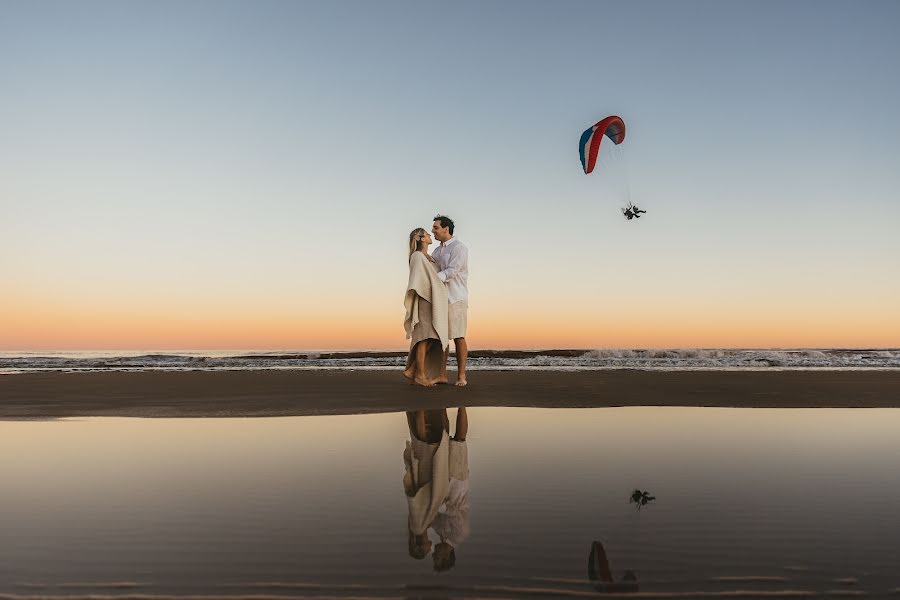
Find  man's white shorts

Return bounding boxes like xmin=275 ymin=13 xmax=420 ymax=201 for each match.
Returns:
xmin=448 ymin=301 xmax=468 ymax=340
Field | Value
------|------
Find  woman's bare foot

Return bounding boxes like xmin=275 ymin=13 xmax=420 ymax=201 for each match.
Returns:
xmin=434 ymin=374 xmax=449 ymax=384
xmin=455 ymin=375 xmax=467 ymax=387
xmin=403 ymin=366 xmax=415 ymax=382
xmin=414 ymin=374 xmax=435 ymax=387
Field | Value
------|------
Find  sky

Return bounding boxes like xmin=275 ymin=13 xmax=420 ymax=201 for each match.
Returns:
xmin=2 ymin=0 xmax=899 ymax=351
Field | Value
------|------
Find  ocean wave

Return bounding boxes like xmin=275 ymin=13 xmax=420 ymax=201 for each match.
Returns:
xmin=1 ymin=349 xmax=898 ymax=374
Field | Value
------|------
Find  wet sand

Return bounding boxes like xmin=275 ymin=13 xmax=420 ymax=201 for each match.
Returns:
xmin=1 ymin=370 xmax=899 ymax=418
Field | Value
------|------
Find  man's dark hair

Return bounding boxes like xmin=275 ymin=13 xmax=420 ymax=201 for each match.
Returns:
xmin=433 ymin=214 xmax=455 ymax=235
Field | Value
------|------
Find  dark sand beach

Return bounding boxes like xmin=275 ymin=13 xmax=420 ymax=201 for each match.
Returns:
xmin=2 ymin=370 xmax=899 ymax=418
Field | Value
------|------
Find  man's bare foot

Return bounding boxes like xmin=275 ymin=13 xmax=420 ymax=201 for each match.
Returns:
xmin=455 ymin=375 xmax=467 ymax=387
xmin=403 ymin=367 xmax=415 ymax=382
xmin=414 ymin=374 xmax=435 ymax=387
xmin=434 ymin=374 xmax=449 ymax=385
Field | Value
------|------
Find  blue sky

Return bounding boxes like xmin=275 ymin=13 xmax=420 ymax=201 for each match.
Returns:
xmin=2 ymin=0 xmax=898 ymax=349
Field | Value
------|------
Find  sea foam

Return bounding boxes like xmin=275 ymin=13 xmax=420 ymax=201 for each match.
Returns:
xmin=1 ymin=348 xmax=898 ymax=374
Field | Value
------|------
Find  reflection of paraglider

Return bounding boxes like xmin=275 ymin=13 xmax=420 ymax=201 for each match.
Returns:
xmin=587 ymin=540 xmax=640 ymax=592
xmin=588 ymin=540 xmax=614 ymax=582
xmin=629 ymin=488 xmax=655 ymax=509
xmin=579 ymin=116 xmax=626 ymax=175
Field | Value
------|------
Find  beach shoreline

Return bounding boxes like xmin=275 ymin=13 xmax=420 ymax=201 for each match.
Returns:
xmin=2 ymin=370 xmax=899 ymax=419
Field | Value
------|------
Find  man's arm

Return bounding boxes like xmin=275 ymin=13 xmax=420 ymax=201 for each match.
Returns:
xmin=437 ymin=244 xmax=468 ymax=283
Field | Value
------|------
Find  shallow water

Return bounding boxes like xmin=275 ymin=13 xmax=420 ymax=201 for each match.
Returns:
xmin=2 ymin=408 xmax=899 ymax=598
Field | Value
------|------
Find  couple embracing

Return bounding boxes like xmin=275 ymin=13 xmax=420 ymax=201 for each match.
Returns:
xmin=403 ymin=215 xmax=469 ymax=387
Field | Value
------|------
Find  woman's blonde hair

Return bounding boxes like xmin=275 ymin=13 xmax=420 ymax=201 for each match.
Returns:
xmin=409 ymin=227 xmax=427 ymax=257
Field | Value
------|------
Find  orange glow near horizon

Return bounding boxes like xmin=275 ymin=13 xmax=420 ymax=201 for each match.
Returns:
xmin=4 ymin=295 xmax=898 ymax=351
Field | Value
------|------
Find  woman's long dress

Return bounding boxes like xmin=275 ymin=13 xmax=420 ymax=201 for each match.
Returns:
xmin=406 ymin=256 xmax=446 ymax=380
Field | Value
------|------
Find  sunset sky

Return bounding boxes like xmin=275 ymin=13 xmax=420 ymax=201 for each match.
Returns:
xmin=2 ymin=0 xmax=899 ymax=351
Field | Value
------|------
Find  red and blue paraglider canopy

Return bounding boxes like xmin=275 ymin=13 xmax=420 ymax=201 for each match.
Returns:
xmin=579 ymin=116 xmax=626 ymax=175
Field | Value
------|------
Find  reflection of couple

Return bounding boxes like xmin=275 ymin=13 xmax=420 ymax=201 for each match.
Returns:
xmin=403 ymin=215 xmax=469 ymax=387
xmin=403 ymin=408 xmax=470 ymax=572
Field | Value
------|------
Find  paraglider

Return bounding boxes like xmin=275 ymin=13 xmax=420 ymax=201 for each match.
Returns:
xmin=579 ymin=115 xmax=647 ymax=220
xmin=579 ymin=115 xmax=626 ymax=175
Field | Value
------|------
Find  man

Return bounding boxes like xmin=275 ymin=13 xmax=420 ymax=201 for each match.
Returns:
xmin=431 ymin=215 xmax=469 ymax=386
xmin=430 ymin=407 xmax=469 ymax=572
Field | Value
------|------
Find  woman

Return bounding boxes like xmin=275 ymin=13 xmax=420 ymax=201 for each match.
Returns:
xmin=403 ymin=227 xmax=450 ymax=386
xmin=402 ymin=406 xmax=469 ymax=568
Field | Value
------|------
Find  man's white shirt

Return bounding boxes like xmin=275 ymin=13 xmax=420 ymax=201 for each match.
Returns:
xmin=432 ymin=476 xmax=471 ymax=548
xmin=431 ymin=237 xmax=469 ymax=305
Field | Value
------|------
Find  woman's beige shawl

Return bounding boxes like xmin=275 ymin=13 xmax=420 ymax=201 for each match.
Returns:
xmin=404 ymin=251 xmax=449 ymax=351
xmin=403 ymin=430 xmax=450 ymax=535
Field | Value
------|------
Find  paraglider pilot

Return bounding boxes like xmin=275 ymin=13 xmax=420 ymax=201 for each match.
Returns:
xmin=622 ymin=202 xmax=646 ymax=220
